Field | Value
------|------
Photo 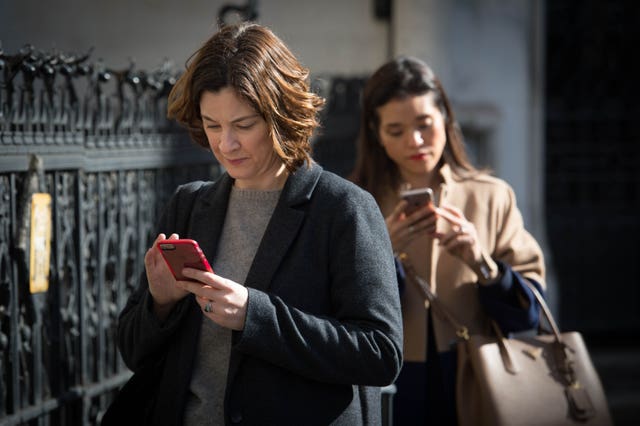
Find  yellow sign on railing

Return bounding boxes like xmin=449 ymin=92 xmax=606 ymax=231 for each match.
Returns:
xmin=29 ymin=193 xmax=52 ymax=293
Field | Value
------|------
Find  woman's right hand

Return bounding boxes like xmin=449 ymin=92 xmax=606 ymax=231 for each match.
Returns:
xmin=145 ymin=233 xmax=190 ymax=318
xmin=385 ymin=200 xmax=437 ymax=254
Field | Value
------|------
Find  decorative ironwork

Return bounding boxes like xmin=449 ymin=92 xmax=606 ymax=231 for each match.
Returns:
xmin=0 ymin=44 xmax=220 ymax=425
xmin=218 ymin=0 xmax=259 ymax=25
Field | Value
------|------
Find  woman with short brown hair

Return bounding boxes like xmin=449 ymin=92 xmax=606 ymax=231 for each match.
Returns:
xmin=107 ymin=23 xmax=403 ymax=426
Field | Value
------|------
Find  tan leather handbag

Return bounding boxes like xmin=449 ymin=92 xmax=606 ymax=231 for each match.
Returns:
xmin=401 ymin=256 xmax=613 ymax=425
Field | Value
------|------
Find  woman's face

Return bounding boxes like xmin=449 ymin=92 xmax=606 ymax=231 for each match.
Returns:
xmin=200 ymin=87 xmax=285 ymax=190
xmin=376 ymin=92 xmax=447 ymax=184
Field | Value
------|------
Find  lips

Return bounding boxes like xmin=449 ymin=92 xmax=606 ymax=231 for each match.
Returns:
xmin=225 ymin=157 xmax=246 ymax=166
xmin=409 ymin=153 xmax=429 ymax=160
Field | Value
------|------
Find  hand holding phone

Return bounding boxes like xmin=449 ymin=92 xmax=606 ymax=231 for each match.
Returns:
xmin=157 ymin=239 xmax=213 ymax=281
xmin=400 ymin=187 xmax=434 ymax=216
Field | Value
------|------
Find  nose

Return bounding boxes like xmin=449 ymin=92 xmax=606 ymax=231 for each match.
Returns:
xmin=407 ymin=129 xmax=424 ymax=147
xmin=218 ymin=129 xmax=239 ymax=153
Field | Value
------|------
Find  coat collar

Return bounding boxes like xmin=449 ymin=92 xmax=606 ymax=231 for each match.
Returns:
xmin=191 ymin=161 xmax=323 ymax=292
xmin=244 ymin=162 xmax=322 ymax=291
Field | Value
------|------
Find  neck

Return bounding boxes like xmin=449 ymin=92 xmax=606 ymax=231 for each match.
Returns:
xmin=234 ymin=162 xmax=289 ymax=191
xmin=401 ymin=169 xmax=440 ymax=191
xmin=271 ymin=163 xmax=289 ymax=190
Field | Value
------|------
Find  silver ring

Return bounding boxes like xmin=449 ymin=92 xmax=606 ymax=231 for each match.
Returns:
xmin=204 ymin=301 xmax=213 ymax=313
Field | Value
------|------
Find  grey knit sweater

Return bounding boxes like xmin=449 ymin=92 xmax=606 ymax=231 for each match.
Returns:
xmin=183 ymin=187 xmax=281 ymax=425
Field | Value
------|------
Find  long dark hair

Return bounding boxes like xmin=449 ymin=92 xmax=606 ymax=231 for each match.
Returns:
xmin=350 ymin=56 xmax=478 ymax=202
xmin=167 ymin=22 xmax=325 ymax=172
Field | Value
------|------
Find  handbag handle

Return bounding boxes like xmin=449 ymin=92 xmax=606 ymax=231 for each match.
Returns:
xmin=400 ymin=254 xmax=599 ymax=421
xmin=522 ymin=280 xmax=562 ymax=340
xmin=522 ymin=283 xmax=598 ymax=420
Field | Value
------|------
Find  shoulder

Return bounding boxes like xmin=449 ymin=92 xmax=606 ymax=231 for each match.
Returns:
xmin=460 ymin=172 xmax=511 ymax=190
xmin=456 ymin=173 xmax=516 ymax=202
xmin=169 ymin=180 xmax=209 ymax=204
xmin=165 ymin=179 xmax=223 ymax=214
xmin=174 ymin=176 xmax=227 ymax=200
xmin=448 ymin=172 xmax=522 ymax=220
xmin=175 ymin=180 xmax=213 ymax=195
xmin=315 ymin=169 xmax=377 ymax=207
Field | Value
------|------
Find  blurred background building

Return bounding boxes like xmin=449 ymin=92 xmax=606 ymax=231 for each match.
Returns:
xmin=1 ymin=0 xmax=638 ymax=424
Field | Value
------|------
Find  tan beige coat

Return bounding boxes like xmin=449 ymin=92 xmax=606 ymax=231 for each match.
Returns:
xmin=381 ymin=164 xmax=545 ymax=361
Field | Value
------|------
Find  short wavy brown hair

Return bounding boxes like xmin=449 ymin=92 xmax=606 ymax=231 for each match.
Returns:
xmin=168 ymin=22 xmax=325 ymax=172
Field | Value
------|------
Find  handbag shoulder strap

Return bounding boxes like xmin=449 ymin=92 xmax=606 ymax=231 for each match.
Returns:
xmin=399 ymin=252 xmax=526 ymax=374
xmin=398 ymin=253 xmax=470 ymax=341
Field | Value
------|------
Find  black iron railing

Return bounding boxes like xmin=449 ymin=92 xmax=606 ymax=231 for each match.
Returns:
xmin=0 ymin=40 xmax=395 ymax=425
xmin=0 ymin=45 xmax=219 ymax=425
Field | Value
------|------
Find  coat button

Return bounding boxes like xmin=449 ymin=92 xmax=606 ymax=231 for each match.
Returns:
xmin=230 ymin=411 xmax=243 ymax=423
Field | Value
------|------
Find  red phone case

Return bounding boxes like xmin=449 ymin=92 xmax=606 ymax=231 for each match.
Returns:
xmin=157 ymin=239 xmax=213 ymax=281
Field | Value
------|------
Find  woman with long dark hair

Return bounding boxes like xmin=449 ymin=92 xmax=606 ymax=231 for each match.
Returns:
xmin=351 ymin=56 xmax=546 ymax=425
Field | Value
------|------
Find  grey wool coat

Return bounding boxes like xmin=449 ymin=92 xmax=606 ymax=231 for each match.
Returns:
xmin=116 ymin=162 xmax=404 ymax=425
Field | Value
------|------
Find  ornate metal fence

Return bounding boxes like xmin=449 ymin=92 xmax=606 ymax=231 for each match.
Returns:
xmin=0 ymin=45 xmax=219 ymax=425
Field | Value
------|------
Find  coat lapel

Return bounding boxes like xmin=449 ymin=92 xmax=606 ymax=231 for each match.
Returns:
xmin=187 ymin=164 xmax=323 ymax=291
xmin=243 ymin=163 xmax=322 ymax=292
xmin=188 ymin=173 xmax=233 ymax=262
xmin=226 ymin=163 xmax=322 ymax=394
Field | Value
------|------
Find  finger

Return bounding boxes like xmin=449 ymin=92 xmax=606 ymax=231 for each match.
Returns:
xmin=443 ymin=236 xmax=472 ymax=251
xmin=437 ymin=230 xmax=459 ymax=246
xmin=149 ymin=233 xmax=167 ymax=252
xmin=439 ymin=204 xmax=464 ymax=217
xmin=404 ymin=207 xmax=436 ymax=230
xmin=408 ymin=218 xmax=436 ymax=236
xmin=406 ymin=209 xmax=436 ymax=229
xmin=415 ymin=211 xmax=438 ymax=227
xmin=181 ymin=269 xmax=237 ymax=295
xmin=390 ymin=200 xmax=409 ymax=220
xmin=177 ymin=275 xmax=212 ymax=295
xmin=181 ymin=267 xmax=215 ymax=283
xmin=147 ymin=234 xmax=166 ymax=255
xmin=420 ymin=223 xmax=438 ymax=236
xmin=439 ymin=234 xmax=476 ymax=259
xmin=434 ymin=206 xmax=463 ymax=225
xmin=197 ymin=294 xmax=211 ymax=304
xmin=146 ymin=234 xmax=167 ymax=264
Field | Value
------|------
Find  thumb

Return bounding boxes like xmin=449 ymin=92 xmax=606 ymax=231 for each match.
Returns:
xmin=389 ymin=199 xmax=409 ymax=221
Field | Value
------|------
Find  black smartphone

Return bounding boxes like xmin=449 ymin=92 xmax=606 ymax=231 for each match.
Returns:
xmin=157 ymin=239 xmax=213 ymax=281
xmin=400 ymin=187 xmax=433 ymax=215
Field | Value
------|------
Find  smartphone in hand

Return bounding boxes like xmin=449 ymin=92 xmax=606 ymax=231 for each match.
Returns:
xmin=157 ymin=239 xmax=213 ymax=281
xmin=400 ymin=187 xmax=433 ymax=216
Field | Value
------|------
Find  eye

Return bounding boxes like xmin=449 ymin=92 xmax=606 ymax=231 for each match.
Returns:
xmin=384 ymin=126 xmax=404 ymax=138
xmin=236 ymin=122 xmax=256 ymax=130
xmin=205 ymin=124 xmax=221 ymax=131
xmin=418 ymin=117 xmax=434 ymax=130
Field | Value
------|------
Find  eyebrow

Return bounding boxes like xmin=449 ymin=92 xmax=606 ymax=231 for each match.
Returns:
xmin=201 ymin=113 xmax=260 ymax=123
xmin=384 ymin=114 xmax=432 ymax=127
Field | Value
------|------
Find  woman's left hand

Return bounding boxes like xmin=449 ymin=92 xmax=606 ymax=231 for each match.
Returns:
xmin=432 ymin=204 xmax=483 ymax=268
xmin=176 ymin=268 xmax=249 ymax=331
